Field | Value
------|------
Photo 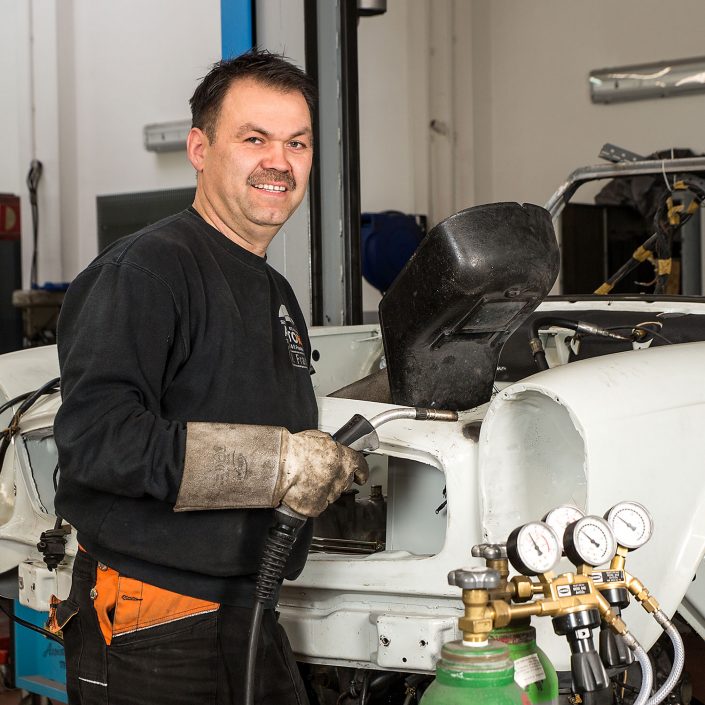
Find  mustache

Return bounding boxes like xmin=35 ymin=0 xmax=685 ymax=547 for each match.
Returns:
xmin=247 ymin=169 xmax=296 ymax=191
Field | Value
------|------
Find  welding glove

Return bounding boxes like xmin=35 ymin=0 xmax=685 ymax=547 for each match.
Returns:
xmin=174 ymin=423 xmax=369 ymax=518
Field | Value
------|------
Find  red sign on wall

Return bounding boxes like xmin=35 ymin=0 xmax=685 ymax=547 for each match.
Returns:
xmin=0 ymin=195 xmax=21 ymax=241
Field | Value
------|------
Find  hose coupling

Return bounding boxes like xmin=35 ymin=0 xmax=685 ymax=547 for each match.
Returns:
xmin=415 ymin=408 xmax=458 ymax=422
xmin=529 ymin=337 xmax=544 ymax=355
xmin=621 ymin=631 xmax=638 ymax=651
xmin=653 ymin=609 xmax=673 ymax=630
xmin=575 ymin=321 xmax=629 ymax=341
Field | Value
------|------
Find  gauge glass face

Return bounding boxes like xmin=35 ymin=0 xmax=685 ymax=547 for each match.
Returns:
xmin=569 ymin=516 xmax=617 ymax=566
xmin=543 ymin=505 xmax=585 ymax=543
xmin=606 ymin=501 xmax=653 ymax=550
xmin=513 ymin=522 xmax=561 ymax=575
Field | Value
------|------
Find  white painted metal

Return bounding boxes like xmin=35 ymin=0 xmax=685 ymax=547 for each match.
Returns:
xmin=3 ymin=298 xmax=705 ymax=674
xmin=480 ymin=340 xmax=705 ymax=668
xmin=19 ymin=558 xmax=72 ymax=611
xmin=308 ymin=325 xmax=384 ymax=397
xmin=0 ymin=344 xmax=59 ymax=402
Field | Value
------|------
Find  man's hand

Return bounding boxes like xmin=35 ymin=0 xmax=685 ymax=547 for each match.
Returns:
xmin=275 ymin=430 xmax=369 ymax=518
xmin=174 ymin=423 xmax=368 ymax=515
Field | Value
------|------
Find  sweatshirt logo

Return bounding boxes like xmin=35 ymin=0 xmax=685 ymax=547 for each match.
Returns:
xmin=279 ymin=305 xmax=307 ymax=369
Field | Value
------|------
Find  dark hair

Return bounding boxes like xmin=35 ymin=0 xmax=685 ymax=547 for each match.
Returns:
xmin=190 ymin=48 xmax=316 ymax=143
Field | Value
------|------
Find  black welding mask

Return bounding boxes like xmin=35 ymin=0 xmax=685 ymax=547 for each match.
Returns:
xmin=378 ymin=201 xmax=559 ymax=411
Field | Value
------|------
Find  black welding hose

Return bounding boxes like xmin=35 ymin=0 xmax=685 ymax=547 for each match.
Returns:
xmin=245 ymin=509 xmax=305 ymax=705
xmin=245 ymin=601 xmax=265 ymax=705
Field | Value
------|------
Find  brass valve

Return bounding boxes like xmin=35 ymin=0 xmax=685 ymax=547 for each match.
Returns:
xmin=449 ymin=566 xmax=630 ymax=640
xmin=592 ymin=549 xmax=661 ymax=614
xmin=448 ymin=567 xmax=504 ymax=643
xmin=471 ymin=543 xmax=511 ymax=600
xmin=471 ymin=543 xmax=536 ymax=603
xmin=625 ymin=574 xmax=660 ymax=613
xmin=510 ymin=575 xmax=538 ymax=602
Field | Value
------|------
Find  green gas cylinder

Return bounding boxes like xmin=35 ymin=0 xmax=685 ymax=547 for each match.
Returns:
xmin=420 ymin=640 xmax=527 ymax=705
xmin=491 ymin=620 xmax=558 ymax=705
xmin=470 ymin=545 xmax=558 ymax=705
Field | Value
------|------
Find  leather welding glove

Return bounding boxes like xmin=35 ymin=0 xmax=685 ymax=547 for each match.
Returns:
xmin=174 ymin=423 xmax=369 ymax=518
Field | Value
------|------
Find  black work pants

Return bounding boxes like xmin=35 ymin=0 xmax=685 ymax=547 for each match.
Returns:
xmin=59 ymin=550 xmax=310 ymax=705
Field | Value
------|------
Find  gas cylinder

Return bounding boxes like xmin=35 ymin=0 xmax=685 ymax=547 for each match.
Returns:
xmin=470 ymin=545 xmax=558 ymax=705
xmin=491 ymin=620 xmax=558 ymax=705
xmin=420 ymin=639 xmax=527 ymax=705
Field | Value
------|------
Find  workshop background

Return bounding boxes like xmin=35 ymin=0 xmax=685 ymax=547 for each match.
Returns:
xmin=1 ymin=0 xmax=705 ymax=323
xmin=2 ymin=2 xmax=705 ymax=703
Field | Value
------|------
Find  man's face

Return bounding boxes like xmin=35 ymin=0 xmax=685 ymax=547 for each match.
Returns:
xmin=189 ymin=78 xmax=313 ymax=252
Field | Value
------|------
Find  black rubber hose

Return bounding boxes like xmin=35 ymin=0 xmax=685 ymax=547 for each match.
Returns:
xmin=528 ymin=317 xmax=579 ymax=371
xmin=0 ymin=390 xmax=37 ymax=471
xmin=0 ymin=378 xmax=60 ymax=483
xmin=245 ymin=514 xmax=304 ymax=705
xmin=244 ymin=601 xmax=265 ymax=705
xmin=0 ymin=390 xmax=35 ymax=417
xmin=14 ymin=377 xmax=60 ymax=418
xmin=0 ymin=600 xmax=63 ymax=645
xmin=26 ymin=160 xmax=43 ymax=290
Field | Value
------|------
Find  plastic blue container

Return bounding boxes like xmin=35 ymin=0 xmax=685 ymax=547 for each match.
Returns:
xmin=14 ymin=602 xmax=67 ymax=703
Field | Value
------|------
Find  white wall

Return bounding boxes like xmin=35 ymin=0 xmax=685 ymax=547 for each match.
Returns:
xmin=356 ymin=0 xmax=705 ymax=311
xmin=359 ymin=0 xmax=705 ymax=218
xmin=0 ymin=0 xmax=221 ymax=287
xmin=63 ymin=2 xmax=220 ymax=279
xmin=4 ymin=0 xmax=705 ymax=298
xmin=0 ymin=2 xmax=26 ymax=197
xmin=358 ymin=1 xmax=427 ymax=216
xmin=357 ymin=0 xmax=433 ymax=313
xmin=472 ymin=0 xmax=705 ymax=208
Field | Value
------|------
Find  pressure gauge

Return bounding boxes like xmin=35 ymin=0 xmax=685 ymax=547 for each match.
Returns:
xmin=564 ymin=516 xmax=617 ymax=567
xmin=507 ymin=521 xmax=561 ymax=576
xmin=543 ymin=505 xmax=585 ymax=545
xmin=605 ymin=501 xmax=653 ymax=550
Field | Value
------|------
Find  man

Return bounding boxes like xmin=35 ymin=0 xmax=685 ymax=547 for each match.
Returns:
xmin=53 ymin=49 xmax=368 ymax=705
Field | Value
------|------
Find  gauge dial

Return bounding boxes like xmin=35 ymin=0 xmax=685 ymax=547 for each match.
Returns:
xmin=507 ymin=521 xmax=561 ymax=576
xmin=543 ymin=505 xmax=585 ymax=547
xmin=564 ymin=516 xmax=617 ymax=567
xmin=605 ymin=501 xmax=653 ymax=550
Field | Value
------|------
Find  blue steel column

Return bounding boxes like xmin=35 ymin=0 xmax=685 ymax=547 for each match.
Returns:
xmin=221 ymin=0 xmax=254 ymax=59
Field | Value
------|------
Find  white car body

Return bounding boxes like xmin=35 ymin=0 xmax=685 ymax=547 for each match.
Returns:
xmin=2 ymin=296 xmax=705 ymax=674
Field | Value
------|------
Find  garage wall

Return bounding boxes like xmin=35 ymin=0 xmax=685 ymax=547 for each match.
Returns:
xmin=357 ymin=0 xmax=430 ymax=313
xmin=3 ymin=1 xmax=705 ymax=298
xmin=0 ymin=1 xmax=29 ymax=206
xmin=357 ymin=0 xmax=705 ymax=311
xmin=59 ymin=2 xmax=221 ymax=281
xmin=0 ymin=0 xmax=220 ymax=287
xmin=358 ymin=0 xmax=705 ymax=218
xmin=472 ymin=0 xmax=705 ymax=208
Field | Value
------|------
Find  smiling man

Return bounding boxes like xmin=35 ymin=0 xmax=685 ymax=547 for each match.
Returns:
xmin=188 ymin=74 xmax=313 ymax=253
xmin=53 ymin=50 xmax=368 ymax=705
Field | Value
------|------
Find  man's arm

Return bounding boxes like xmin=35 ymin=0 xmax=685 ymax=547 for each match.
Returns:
xmin=55 ymin=260 xmax=368 ymax=516
xmin=55 ymin=261 xmax=188 ymax=503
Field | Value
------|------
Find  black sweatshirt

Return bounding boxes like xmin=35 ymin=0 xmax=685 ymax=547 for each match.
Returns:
xmin=54 ymin=208 xmax=317 ymax=606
